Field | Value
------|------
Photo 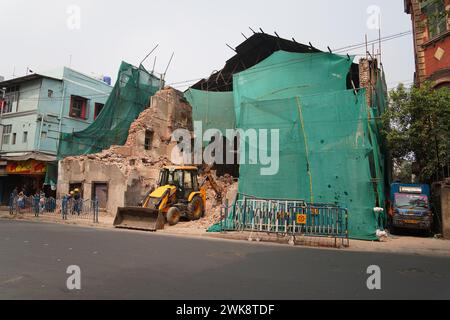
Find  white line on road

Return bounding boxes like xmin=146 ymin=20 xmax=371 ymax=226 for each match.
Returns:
xmin=1 ymin=276 xmax=24 ymax=285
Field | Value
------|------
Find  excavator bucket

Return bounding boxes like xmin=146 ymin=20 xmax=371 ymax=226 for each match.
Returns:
xmin=113 ymin=207 xmax=165 ymax=231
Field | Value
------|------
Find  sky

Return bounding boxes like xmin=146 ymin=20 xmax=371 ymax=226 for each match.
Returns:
xmin=0 ymin=0 xmax=415 ymax=91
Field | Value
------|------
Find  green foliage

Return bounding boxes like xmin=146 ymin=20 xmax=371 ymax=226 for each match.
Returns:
xmin=382 ymin=82 xmax=450 ymax=183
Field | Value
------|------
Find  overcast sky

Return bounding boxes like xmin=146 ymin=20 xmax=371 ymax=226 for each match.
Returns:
xmin=0 ymin=0 xmax=414 ymax=90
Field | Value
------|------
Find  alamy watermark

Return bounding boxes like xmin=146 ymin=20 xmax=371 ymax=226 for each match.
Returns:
xmin=366 ymin=5 xmax=381 ymax=30
xmin=171 ymin=122 xmax=280 ymax=176
xmin=66 ymin=265 xmax=81 ymax=290
xmin=366 ymin=265 xmax=381 ymax=290
xmin=66 ymin=5 xmax=81 ymax=30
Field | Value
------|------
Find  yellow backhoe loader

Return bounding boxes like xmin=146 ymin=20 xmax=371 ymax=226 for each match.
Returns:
xmin=114 ymin=166 xmax=221 ymax=231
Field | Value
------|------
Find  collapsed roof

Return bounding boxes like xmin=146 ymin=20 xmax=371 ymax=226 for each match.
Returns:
xmin=191 ymin=32 xmax=359 ymax=92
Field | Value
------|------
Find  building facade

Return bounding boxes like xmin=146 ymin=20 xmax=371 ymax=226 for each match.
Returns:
xmin=0 ymin=67 xmax=112 ymax=203
xmin=405 ymin=0 xmax=450 ymax=88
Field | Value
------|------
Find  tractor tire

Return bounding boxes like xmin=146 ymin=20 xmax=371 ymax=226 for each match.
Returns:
xmin=187 ymin=196 xmax=204 ymax=221
xmin=167 ymin=207 xmax=181 ymax=226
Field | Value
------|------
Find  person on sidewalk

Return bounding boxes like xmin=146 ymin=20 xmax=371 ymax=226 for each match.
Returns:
xmin=73 ymin=189 xmax=82 ymax=216
xmin=9 ymin=193 xmax=16 ymax=215
xmin=33 ymin=192 xmax=40 ymax=217
xmin=17 ymin=191 xmax=25 ymax=213
xmin=39 ymin=193 xmax=46 ymax=215
xmin=62 ymin=193 xmax=71 ymax=220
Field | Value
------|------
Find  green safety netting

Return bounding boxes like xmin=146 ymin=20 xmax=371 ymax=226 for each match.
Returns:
xmin=236 ymin=91 xmax=382 ymax=240
xmin=226 ymin=50 xmax=386 ymax=240
xmin=44 ymin=161 xmax=58 ymax=187
xmin=233 ymin=51 xmax=354 ymax=126
xmin=57 ymin=62 xmax=160 ymax=159
xmin=184 ymin=89 xmax=235 ymax=139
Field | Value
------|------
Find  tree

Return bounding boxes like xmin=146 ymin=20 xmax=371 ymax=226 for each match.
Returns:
xmin=382 ymin=82 xmax=450 ymax=184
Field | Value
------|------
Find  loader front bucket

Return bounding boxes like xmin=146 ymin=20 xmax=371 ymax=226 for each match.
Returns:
xmin=113 ymin=207 xmax=165 ymax=232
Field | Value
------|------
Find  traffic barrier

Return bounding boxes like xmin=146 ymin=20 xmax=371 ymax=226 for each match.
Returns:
xmin=220 ymin=194 xmax=349 ymax=247
xmin=8 ymin=194 xmax=99 ymax=223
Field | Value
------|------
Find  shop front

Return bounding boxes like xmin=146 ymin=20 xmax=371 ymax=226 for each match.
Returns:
xmin=0 ymin=159 xmax=53 ymax=204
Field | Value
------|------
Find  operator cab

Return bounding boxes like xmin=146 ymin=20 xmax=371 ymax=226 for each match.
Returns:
xmin=158 ymin=167 xmax=200 ymax=200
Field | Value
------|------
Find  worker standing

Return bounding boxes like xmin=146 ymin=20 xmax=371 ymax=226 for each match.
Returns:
xmin=73 ymin=189 xmax=82 ymax=216
xmin=33 ymin=192 xmax=40 ymax=217
xmin=62 ymin=193 xmax=72 ymax=220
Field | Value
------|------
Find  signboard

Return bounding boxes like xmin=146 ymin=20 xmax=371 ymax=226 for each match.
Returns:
xmin=400 ymin=186 xmax=422 ymax=194
xmin=6 ymin=160 xmax=47 ymax=175
xmin=296 ymin=214 xmax=307 ymax=225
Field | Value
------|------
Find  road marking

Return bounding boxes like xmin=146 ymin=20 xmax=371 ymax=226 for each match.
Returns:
xmin=2 ymin=276 xmax=24 ymax=285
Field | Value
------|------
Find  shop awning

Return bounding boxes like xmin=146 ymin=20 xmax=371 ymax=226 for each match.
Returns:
xmin=0 ymin=152 xmax=57 ymax=162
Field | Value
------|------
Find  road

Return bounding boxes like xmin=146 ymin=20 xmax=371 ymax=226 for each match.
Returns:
xmin=0 ymin=220 xmax=449 ymax=300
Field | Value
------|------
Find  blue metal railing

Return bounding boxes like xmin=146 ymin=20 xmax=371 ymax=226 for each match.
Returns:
xmin=220 ymin=193 xmax=349 ymax=247
xmin=8 ymin=194 xmax=99 ymax=223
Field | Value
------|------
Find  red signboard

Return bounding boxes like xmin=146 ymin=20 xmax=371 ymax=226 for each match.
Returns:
xmin=6 ymin=160 xmax=47 ymax=175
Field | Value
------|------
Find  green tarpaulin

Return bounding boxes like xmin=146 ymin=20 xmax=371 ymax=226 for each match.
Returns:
xmin=58 ymin=62 xmax=160 ymax=159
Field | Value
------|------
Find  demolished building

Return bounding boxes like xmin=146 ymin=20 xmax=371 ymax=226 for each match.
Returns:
xmin=56 ymin=33 xmax=389 ymax=240
xmin=57 ymin=88 xmax=194 ymax=213
xmin=185 ymin=33 xmax=389 ymax=240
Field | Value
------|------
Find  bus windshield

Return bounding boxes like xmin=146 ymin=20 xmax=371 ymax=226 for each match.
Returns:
xmin=394 ymin=194 xmax=429 ymax=209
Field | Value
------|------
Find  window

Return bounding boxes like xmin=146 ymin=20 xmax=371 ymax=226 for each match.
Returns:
xmin=70 ymin=96 xmax=88 ymax=120
xmin=424 ymin=0 xmax=447 ymax=39
xmin=23 ymin=131 xmax=28 ymax=143
xmin=192 ymin=173 xmax=199 ymax=191
xmin=94 ymin=103 xmax=104 ymax=120
xmin=144 ymin=130 xmax=154 ymax=150
xmin=48 ymin=90 xmax=54 ymax=98
xmin=2 ymin=86 xmax=19 ymax=114
xmin=2 ymin=125 xmax=12 ymax=145
xmin=12 ymin=133 xmax=16 ymax=145
xmin=184 ymin=171 xmax=193 ymax=189
xmin=41 ymin=131 xmax=47 ymax=140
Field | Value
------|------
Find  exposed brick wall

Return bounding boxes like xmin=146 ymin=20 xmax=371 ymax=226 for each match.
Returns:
xmin=359 ymin=58 xmax=379 ymax=106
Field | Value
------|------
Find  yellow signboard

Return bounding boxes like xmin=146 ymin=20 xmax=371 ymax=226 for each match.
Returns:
xmin=6 ymin=160 xmax=47 ymax=175
xmin=296 ymin=214 xmax=307 ymax=225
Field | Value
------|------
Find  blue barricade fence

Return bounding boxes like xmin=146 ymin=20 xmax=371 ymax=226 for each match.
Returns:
xmin=9 ymin=194 xmax=99 ymax=223
xmin=220 ymin=194 xmax=349 ymax=247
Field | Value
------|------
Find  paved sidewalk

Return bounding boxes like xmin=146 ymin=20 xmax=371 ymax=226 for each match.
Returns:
xmin=0 ymin=211 xmax=114 ymax=229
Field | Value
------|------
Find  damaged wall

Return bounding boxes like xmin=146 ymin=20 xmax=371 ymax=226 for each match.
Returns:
xmin=57 ymin=87 xmax=193 ymax=214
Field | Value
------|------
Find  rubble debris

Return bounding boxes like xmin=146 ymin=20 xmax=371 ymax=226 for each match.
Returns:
xmin=58 ymin=87 xmax=238 ymax=231
xmin=176 ymin=172 xmax=238 ymax=230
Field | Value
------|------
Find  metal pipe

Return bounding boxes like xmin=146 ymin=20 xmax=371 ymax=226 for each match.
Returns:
xmin=139 ymin=44 xmax=159 ymax=67
xmin=57 ymin=81 xmax=66 ymax=150
xmin=37 ymin=113 xmax=45 ymax=151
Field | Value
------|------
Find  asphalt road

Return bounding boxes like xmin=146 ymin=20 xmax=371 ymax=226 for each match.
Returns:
xmin=1 ymin=220 xmax=449 ymax=300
